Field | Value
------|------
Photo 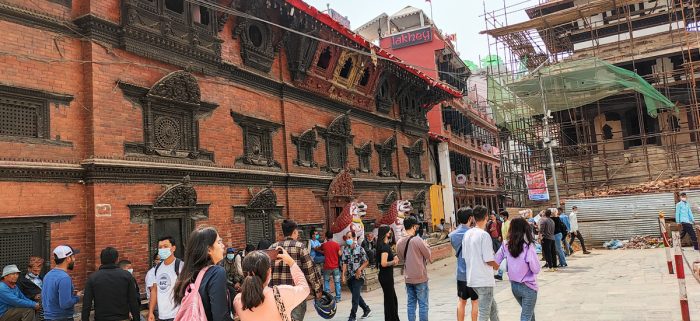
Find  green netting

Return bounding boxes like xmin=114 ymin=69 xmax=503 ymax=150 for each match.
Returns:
xmin=487 ymin=57 xmax=676 ymax=126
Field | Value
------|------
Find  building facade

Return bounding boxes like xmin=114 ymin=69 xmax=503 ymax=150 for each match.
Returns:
xmin=357 ymin=7 xmax=503 ymax=226
xmin=0 ymin=0 xmax=459 ymax=287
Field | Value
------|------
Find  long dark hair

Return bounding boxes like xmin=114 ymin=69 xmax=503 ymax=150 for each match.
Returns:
xmin=376 ymin=225 xmax=392 ymax=268
xmin=507 ymin=218 xmax=533 ymax=258
xmin=239 ymin=251 xmax=271 ymax=310
xmin=173 ymin=227 xmax=219 ymax=304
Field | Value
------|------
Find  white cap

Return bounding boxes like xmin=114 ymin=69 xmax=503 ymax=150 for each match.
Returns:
xmin=53 ymin=245 xmax=80 ymax=259
xmin=1 ymin=265 xmax=20 ymax=278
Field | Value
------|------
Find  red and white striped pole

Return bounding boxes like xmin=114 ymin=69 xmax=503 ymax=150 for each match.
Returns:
xmin=659 ymin=212 xmax=674 ymax=274
xmin=671 ymin=225 xmax=691 ymax=321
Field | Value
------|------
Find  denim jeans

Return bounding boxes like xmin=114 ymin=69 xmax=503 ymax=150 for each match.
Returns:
xmin=510 ymin=281 xmax=537 ymax=321
xmin=553 ymin=233 xmax=567 ymax=266
xmin=405 ymin=282 xmax=429 ymax=321
xmin=323 ymin=268 xmax=342 ymax=300
xmin=348 ymin=277 xmax=369 ymax=319
xmin=473 ymin=287 xmax=499 ymax=321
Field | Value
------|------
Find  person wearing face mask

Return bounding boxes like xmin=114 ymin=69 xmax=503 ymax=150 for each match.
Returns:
xmin=676 ymin=193 xmax=699 ymax=251
xmin=309 ymin=230 xmax=325 ymax=267
xmin=341 ymin=231 xmax=371 ymax=321
xmin=17 ymin=256 xmax=44 ymax=303
xmin=145 ymin=253 xmax=161 ymax=302
xmin=82 ymin=248 xmax=140 ymax=321
xmin=119 ymin=259 xmax=141 ymax=309
xmin=148 ymin=236 xmax=183 ymax=321
xmin=219 ymin=248 xmax=243 ymax=299
xmin=42 ymin=245 xmax=83 ymax=321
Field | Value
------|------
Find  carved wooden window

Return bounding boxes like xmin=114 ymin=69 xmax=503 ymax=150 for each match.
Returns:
xmin=318 ymin=112 xmax=353 ymax=173
xmin=354 ymin=142 xmax=372 ymax=173
xmin=292 ymin=129 xmax=318 ymax=167
xmin=234 ymin=18 xmax=277 ymax=72
xmin=0 ymin=85 xmax=72 ymax=141
xmin=119 ymin=71 xmax=217 ymax=161
xmin=339 ymin=58 xmax=353 ymax=79
xmin=317 ymin=47 xmax=332 ymax=69
xmin=404 ymin=139 xmax=425 ymax=179
xmin=231 ymin=112 xmax=282 ymax=168
xmin=375 ymin=136 xmax=396 ymax=177
xmin=0 ymin=216 xmax=71 ymax=273
xmin=358 ymin=68 xmax=371 ymax=87
xmin=375 ymin=76 xmax=392 ymax=113
xmin=233 ymin=185 xmax=283 ymax=247
xmin=399 ymin=90 xmax=427 ymax=129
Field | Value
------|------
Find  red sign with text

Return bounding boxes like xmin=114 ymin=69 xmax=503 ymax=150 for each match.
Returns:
xmin=390 ymin=27 xmax=433 ymax=49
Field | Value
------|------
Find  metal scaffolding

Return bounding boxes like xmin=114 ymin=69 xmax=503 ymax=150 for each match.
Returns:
xmin=482 ymin=0 xmax=700 ymax=206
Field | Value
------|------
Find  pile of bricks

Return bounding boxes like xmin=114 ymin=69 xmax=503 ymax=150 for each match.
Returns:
xmin=571 ymin=175 xmax=700 ymax=198
xmin=622 ymin=235 xmax=662 ymax=249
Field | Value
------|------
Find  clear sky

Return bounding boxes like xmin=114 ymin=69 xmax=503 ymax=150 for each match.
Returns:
xmin=303 ymin=0 xmax=532 ymax=68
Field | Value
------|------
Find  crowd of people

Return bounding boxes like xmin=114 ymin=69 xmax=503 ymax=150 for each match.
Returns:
xmin=0 ymin=204 xmax=597 ymax=321
xmin=447 ymin=205 xmax=591 ymax=321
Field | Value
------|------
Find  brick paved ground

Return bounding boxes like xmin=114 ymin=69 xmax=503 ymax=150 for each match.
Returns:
xmin=306 ymin=248 xmax=700 ymax=321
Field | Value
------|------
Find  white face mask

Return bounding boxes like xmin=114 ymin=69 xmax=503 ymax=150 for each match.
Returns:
xmin=127 ymin=269 xmax=134 ymax=274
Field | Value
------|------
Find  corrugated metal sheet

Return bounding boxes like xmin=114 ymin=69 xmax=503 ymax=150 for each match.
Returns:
xmin=564 ymin=193 xmax=675 ymax=245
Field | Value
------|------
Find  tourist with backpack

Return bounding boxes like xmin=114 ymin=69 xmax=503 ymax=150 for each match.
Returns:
xmin=148 ymin=236 xmax=183 ymax=321
xmin=449 ymin=207 xmax=478 ymax=321
xmin=233 ymin=249 xmax=309 ymax=321
xmin=173 ymin=227 xmax=231 ymax=321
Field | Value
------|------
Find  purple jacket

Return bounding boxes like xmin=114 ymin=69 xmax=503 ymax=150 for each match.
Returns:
xmin=495 ymin=242 xmax=541 ymax=291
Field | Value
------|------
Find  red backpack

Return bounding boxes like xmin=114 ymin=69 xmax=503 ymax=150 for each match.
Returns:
xmin=174 ymin=266 xmax=210 ymax=321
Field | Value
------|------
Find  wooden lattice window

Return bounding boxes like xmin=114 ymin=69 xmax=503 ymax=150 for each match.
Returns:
xmin=404 ymin=139 xmax=425 ymax=179
xmin=375 ymin=136 xmax=396 ymax=177
xmin=354 ymin=142 xmax=372 ymax=173
xmin=292 ymin=129 xmax=318 ymax=167
xmin=318 ymin=112 xmax=353 ymax=173
xmin=0 ymin=216 xmax=72 ymax=273
xmin=0 ymin=85 xmax=72 ymax=140
xmin=231 ymin=112 xmax=282 ymax=168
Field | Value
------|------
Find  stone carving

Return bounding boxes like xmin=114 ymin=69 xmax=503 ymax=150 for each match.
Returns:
xmin=377 ymin=199 xmax=413 ymax=242
xmin=330 ymin=200 xmax=368 ymax=244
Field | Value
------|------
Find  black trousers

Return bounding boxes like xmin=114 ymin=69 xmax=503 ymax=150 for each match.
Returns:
xmin=378 ymin=270 xmax=400 ymax=321
xmin=569 ymin=230 xmax=588 ymax=252
xmin=680 ymin=223 xmax=699 ymax=250
xmin=348 ymin=276 xmax=369 ymax=319
xmin=542 ymin=238 xmax=557 ymax=268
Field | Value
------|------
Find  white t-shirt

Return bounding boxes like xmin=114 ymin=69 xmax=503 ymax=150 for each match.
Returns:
xmin=149 ymin=259 xmax=183 ymax=319
xmin=462 ymin=227 xmax=496 ymax=288
xmin=145 ymin=267 xmax=156 ymax=300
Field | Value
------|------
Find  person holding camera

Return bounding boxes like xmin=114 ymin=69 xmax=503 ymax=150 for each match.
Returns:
xmin=269 ymin=220 xmax=323 ymax=321
xmin=234 ymin=248 xmax=309 ymax=321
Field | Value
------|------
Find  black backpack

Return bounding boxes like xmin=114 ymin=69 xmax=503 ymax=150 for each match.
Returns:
xmin=155 ymin=258 xmax=182 ymax=277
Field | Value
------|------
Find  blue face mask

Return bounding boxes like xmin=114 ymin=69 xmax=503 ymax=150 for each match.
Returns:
xmin=315 ymin=235 xmax=320 ymax=240
xmin=158 ymin=248 xmax=172 ymax=261
xmin=226 ymin=254 xmax=235 ymax=261
xmin=346 ymin=239 xmax=353 ymax=246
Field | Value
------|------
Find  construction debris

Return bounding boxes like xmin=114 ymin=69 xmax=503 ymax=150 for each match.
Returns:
xmin=603 ymin=236 xmax=662 ymax=250
xmin=571 ymin=175 xmax=700 ymax=199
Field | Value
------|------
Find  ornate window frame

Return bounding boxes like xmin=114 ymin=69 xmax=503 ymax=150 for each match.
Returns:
xmin=233 ymin=184 xmax=283 ymax=246
xmin=0 ymin=84 xmax=73 ymax=144
xmin=354 ymin=141 xmax=372 ymax=174
xmin=231 ymin=111 xmax=282 ymax=169
xmin=317 ymin=112 xmax=353 ymax=173
xmin=404 ymin=139 xmax=426 ymax=179
xmin=233 ymin=17 xmax=279 ymax=73
xmin=291 ymin=129 xmax=318 ymax=168
xmin=397 ymin=87 xmax=428 ymax=133
xmin=375 ymin=136 xmax=397 ymax=177
xmin=374 ymin=75 xmax=393 ymax=113
xmin=119 ymin=71 xmax=218 ymax=161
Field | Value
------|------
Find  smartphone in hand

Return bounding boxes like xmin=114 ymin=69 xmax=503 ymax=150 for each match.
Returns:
xmin=264 ymin=248 xmax=284 ymax=261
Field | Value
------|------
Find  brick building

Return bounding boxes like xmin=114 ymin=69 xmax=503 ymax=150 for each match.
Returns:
xmin=356 ymin=7 xmax=503 ymax=226
xmin=0 ymin=0 xmax=460 ymax=287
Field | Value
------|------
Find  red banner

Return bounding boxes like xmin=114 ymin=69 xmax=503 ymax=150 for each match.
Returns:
xmin=525 ymin=170 xmax=550 ymax=201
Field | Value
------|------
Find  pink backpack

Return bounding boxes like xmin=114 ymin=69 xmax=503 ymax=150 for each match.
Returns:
xmin=174 ymin=266 xmax=210 ymax=321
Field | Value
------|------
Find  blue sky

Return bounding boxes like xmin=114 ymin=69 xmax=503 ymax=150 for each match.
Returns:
xmin=303 ymin=0 xmax=531 ymax=67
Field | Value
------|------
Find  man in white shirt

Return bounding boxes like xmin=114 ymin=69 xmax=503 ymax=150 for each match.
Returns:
xmin=144 ymin=253 xmax=161 ymax=301
xmin=148 ymin=236 xmax=183 ymax=321
xmin=568 ymin=206 xmax=590 ymax=254
xmin=462 ymin=205 xmax=500 ymax=321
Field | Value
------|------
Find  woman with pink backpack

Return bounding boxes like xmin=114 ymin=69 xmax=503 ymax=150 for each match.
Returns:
xmin=233 ymin=248 xmax=309 ymax=321
xmin=173 ymin=226 xmax=233 ymax=321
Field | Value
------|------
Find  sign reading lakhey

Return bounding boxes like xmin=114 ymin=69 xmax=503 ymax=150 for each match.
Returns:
xmin=390 ymin=27 xmax=433 ymax=49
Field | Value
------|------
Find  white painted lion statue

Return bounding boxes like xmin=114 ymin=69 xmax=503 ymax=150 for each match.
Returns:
xmin=376 ymin=200 xmax=413 ymax=242
xmin=331 ymin=201 xmax=368 ymax=245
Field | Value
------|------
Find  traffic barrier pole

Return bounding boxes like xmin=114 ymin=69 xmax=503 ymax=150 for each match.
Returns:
xmin=659 ymin=212 xmax=674 ymax=274
xmin=671 ymin=225 xmax=691 ymax=321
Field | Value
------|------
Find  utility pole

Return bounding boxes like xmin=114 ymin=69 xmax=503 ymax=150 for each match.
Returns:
xmin=538 ymin=70 xmax=561 ymax=206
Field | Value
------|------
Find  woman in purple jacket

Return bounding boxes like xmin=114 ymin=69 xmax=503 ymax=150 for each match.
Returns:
xmin=495 ymin=218 xmax=541 ymax=321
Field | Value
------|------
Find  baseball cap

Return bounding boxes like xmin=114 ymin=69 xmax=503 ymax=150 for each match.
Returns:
xmin=1 ymin=265 xmax=20 ymax=278
xmin=53 ymin=245 xmax=80 ymax=259
xmin=226 ymin=247 xmax=236 ymax=254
